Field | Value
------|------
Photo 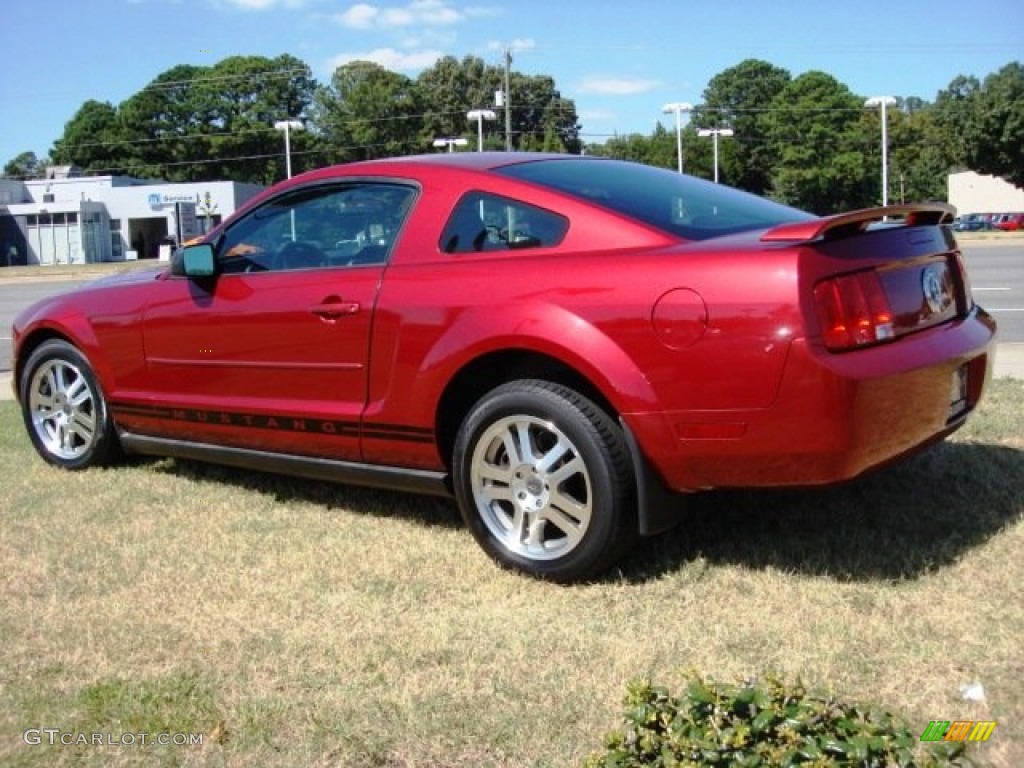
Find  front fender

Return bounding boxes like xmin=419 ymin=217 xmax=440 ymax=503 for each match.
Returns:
xmin=14 ymin=309 xmax=113 ymax=400
xmin=15 ymin=293 xmax=144 ymax=405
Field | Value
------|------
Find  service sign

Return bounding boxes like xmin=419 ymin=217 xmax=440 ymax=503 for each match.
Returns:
xmin=148 ymin=192 xmax=199 ymax=209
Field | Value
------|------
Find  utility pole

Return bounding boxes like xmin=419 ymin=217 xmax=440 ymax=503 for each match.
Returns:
xmin=504 ymin=49 xmax=512 ymax=151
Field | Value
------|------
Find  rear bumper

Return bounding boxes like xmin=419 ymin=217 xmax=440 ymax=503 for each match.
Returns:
xmin=624 ymin=306 xmax=997 ymax=491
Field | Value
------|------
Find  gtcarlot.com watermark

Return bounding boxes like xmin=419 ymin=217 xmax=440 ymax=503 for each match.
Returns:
xmin=24 ymin=728 xmax=203 ymax=747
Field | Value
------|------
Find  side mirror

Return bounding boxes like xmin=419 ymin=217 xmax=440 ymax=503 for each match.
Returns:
xmin=181 ymin=243 xmax=217 ymax=278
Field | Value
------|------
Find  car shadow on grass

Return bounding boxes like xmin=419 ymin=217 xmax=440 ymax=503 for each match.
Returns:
xmin=618 ymin=440 xmax=1024 ymax=584
xmin=143 ymin=439 xmax=1022 ymax=585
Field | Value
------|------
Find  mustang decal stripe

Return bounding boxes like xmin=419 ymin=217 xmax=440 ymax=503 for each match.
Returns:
xmin=110 ymin=404 xmax=176 ymax=418
xmin=361 ymin=427 xmax=435 ymax=444
xmin=110 ymin=403 xmax=434 ymax=443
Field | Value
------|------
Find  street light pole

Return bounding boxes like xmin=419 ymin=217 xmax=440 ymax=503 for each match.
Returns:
xmin=273 ymin=119 xmax=304 ymax=179
xmin=466 ymin=109 xmax=497 ymax=152
xmin=865 ymin=96 xmax=897 ymax=207
xmin=432 ymin=138 xmax=469 ymax=153
xmin=697 ymin=128 xmax=734 ymax=183
xmin=662 ymin=102 xmax=693 ymax=173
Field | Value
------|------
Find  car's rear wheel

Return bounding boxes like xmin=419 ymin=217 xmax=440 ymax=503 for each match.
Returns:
xmin=20 ymin=340 xmax=118 ymax=469
xmin=453 ymin=380 xmax=635 ymax=583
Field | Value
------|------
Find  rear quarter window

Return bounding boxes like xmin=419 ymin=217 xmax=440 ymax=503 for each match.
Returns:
xmin=440 ymin=192 xmax=568 ymax=254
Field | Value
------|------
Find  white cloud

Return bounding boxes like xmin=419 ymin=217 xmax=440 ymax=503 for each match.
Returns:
xmin=334 ymin=0 xmax=464 ymax=29
xmin=485 ymin=38 xmax=535 ymax=53
xmin=577 ymin=77 xmax=660 ymax=95
xmin=222 ymin=0 xmax=277 ymax=8
xmin=327 ymin=47 xmax=445 ymax=72
xmin=220 ymin=0 xmax=307 ymax=9
xmin=336 ymin=3 xmax=379 ymax=28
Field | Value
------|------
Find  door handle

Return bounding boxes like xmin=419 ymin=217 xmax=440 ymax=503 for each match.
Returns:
xmin=311 ymin=297 xmax=360 ymax=320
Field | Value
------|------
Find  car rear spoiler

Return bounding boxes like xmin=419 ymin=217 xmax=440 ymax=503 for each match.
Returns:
xmin=761 ymin=203 xmax=956 ymax=242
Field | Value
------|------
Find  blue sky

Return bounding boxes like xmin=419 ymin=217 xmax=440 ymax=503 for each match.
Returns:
xmin=0 ymin=0 xmax=1019 ymax=168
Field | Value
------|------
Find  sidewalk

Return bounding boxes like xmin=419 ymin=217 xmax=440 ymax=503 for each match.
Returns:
xmin=993 ymin=342 xmax=1024 ymax=380
xmin=2 ymin=344 xmax=1023 ymax=402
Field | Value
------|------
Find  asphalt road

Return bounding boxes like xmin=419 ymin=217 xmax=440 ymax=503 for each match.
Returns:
xmin=961 ymin=242 xmax=1024 ymax=342
xmin=1 ymin=279 xmax=88 ymax=374
xmin=1 ymin=241 xmax=1022 ymax=379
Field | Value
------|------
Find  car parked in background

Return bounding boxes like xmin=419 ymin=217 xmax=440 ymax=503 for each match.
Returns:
xmin=953 ymin=213 xmax=991 ymax=231
xmin=11 ymin=153 xmax=997 ymax=582
xmin=994 ymin=212 xmax=1024 ymax=231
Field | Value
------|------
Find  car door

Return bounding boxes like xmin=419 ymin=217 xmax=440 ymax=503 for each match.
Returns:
xmin=139 ymin=181 xmax=416 ymax=461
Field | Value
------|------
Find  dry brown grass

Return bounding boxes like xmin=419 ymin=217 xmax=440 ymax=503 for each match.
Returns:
xmin=1 ymin=380 xmax=1021 ymax=767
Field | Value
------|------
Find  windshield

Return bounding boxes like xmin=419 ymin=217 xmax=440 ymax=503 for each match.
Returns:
xmin=496 ymin=158 xmax=814 ymax=241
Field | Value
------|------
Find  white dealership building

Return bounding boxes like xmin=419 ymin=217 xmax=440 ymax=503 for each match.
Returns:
xmin=947 ymin=170 xmax=1024 ymax=215
xmin=0 ymin=167 xmax=263 ymax=267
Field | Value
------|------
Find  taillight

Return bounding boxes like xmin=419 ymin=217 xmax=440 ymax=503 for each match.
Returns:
xmin=813 ymin=270 xmax=895 ymax=351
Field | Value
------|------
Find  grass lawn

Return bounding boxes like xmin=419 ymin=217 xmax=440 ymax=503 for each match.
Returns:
xmin=1 ymin=380 xmax=1021 ymax=767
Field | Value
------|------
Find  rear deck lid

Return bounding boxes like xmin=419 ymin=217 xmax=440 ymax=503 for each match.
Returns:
xmin=764 ymin=205 xmax=969 ymax=351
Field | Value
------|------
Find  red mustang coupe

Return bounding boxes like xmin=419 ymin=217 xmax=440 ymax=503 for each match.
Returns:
xmin=12 ymin=153 xmax=996 ymax=581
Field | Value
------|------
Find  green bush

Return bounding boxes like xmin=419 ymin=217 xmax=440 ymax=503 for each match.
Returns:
xmin=585 ymin=672 xmax=970 ymax=767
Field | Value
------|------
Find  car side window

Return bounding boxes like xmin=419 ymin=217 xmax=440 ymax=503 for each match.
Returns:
xmin=217 ymin=183 xmax=416 ymax=274
xmin=440 ymin=192 xmax=568 ymax=254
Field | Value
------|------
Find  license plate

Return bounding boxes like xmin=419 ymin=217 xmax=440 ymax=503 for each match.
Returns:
xmin=948 ymin=365 xmax=968 ymax=421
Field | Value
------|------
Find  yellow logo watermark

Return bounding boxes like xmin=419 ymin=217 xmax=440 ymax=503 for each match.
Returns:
xmin=921 ymin=720 xmax=996 ymax=743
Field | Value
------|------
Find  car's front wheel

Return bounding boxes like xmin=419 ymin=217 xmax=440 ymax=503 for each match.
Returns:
xmin=20 ymin=340 xmax=119 ymax=469
xmin=453 ymin=380 xmax=635 ymax=582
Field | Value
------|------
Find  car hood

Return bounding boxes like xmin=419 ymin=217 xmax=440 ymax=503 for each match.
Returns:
xmin=81 ymin=266 xmax=167 ymax=289
xmin=13 ymin=267 xmax=167 ymax=337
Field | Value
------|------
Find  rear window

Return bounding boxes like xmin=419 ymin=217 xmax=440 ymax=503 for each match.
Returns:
xmin=496 ymin=158 xmax=813 ymax=241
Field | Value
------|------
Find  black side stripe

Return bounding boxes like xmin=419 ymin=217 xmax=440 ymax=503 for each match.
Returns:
xmin=110 ymin=403 xmax=435 ymax=444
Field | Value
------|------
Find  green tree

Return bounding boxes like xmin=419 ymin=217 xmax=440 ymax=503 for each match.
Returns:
xmin=416 ymin=55 xmax=581 ymax=153
xmin=314 ymin=61 xmax=425 ymax=162
xmin=587 ymin=125 xmax=716 ymax=180
xmin=933 ymin=74 xmax=981 ymax=170
xmin=962 ymin=62 xmax=1024 ymax=187
xmin=645 ymin=122 xmax=690 ymax=171
xmin=118 ymin=64 xmax=213 ymax=180
xmin=888 ymin=103 xmax=955 ymax=203
xmin=52 ymin=57 xmax=317 ymax=183
xmin=199 ymin=54 xmax=317 ymax=183
xmin=509 ymin=72 xmax=581 ymax=153
xmin=3 ymin=151 xmax=46 ymax=179
xmin=766 ymin=71 xmax=874 ymax=213
xmin=586 ymin=132 xmax=654 ymax=163
xmin=697 ymin=59 xmax=792 ymax=194
xmin=50 ymin=100 xmax=127 ymax=174
xmin=417 ymin=55 xmax=497 ymax=145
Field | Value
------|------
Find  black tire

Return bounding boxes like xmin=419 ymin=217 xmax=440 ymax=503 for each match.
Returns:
xmin=19 ymin=339 xmax=119 ymax=469
xmin=453 ymin=380 xmax=636 ymax=583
